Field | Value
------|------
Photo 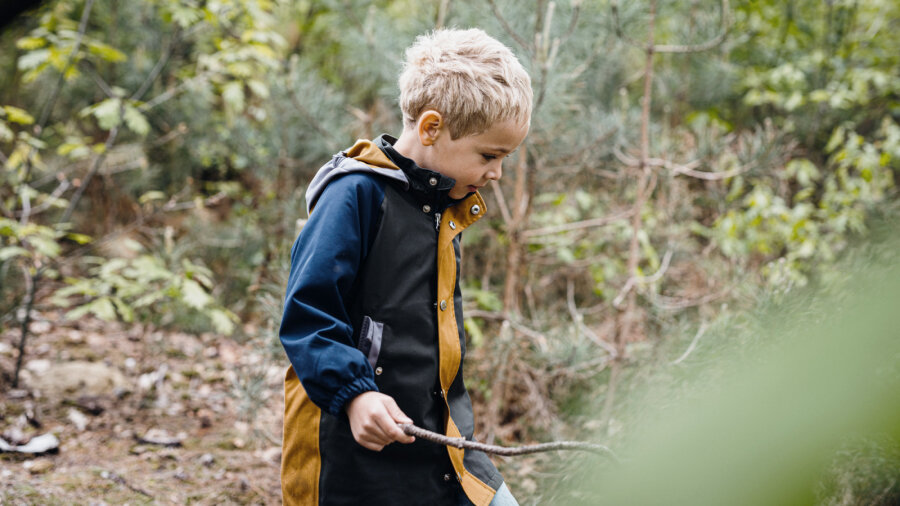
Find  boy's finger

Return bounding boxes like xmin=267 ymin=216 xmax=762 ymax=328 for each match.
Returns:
xmin=384 ymin=397 xmax=413 ymax=425
xmin=381 ymin=400 xmax=415 ymax=443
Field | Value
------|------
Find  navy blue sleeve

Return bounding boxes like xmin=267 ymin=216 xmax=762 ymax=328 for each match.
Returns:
xmin=279 ymin=173 xmax=384 ymax=416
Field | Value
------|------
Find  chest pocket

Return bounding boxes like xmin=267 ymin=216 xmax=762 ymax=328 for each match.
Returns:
xmin=356 ymin=315 xmax=384 ymax=369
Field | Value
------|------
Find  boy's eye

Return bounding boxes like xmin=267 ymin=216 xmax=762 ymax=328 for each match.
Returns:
xmin=482 ymin=154 xmax=497 ymax=161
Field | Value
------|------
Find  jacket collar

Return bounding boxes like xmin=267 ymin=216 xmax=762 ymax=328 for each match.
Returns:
xmin=375 ymin=134 xmax=467 ymax=211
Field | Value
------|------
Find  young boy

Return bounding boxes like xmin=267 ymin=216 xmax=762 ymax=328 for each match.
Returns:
xmin=279 ymin=28 xmax=532 ymax=506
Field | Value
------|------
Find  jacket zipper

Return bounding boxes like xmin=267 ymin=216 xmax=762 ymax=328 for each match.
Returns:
xmin=434 ymin=212 xmax=441 ymax=232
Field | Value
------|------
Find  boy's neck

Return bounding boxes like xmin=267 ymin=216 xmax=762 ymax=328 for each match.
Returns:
xmin=391 ymin=127 xmax=429 ymax=169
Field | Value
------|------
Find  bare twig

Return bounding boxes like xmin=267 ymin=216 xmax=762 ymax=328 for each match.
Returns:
xmin=131 ymin=36 xmax=176 ymax=101
xmin=655 ymin=0 xmax=730 ymax=54
xmin=567 ymin=278 xmax=618 ymax=357
xmin=612 ymin=0 xmax=730 ymax=54
xmin=60 ymin=122 xmax=120 ymax=224
xmin=435 ymin=0 xmax=451 ymax=29
xmin=610 ymin=0 xmax=646 ymax=50
xmin=651 ymin=289 xmax=728 ymax=311
xmin=466 ymin=309 xmax=548 ymax=346
xmin=484 ymin=0 xmax=532 ymax=52
xmin=671 ymin=322 xmax=707 ymax=365
xmin=36 ymin=0 xmax=96 ymax=130
xmin=80 ymin=61 xmax=116 ymax=98
xmin=13 ymin=179 xmax=71 ymax=218
xmin=160 ymin=191 xmax=227 ymax=212
xmin=523 ymin=208 xmax=634 ymax=238
xmin=13 ymin=266 xmax=38 ymax=388
xmin=489 ymin=180 xmax=512 ymax=227
xmin=101 ymin=470 xmax=153 ymax=498
xmin=611 ymin=250 xmax=672 ymax=309
xmin=399 ymin=423 xmax=617 ymax=458
xmin=641 ymin=249 xmax=673 ymax=284
xmin=671 ymin=162 xmax=752 ymax=180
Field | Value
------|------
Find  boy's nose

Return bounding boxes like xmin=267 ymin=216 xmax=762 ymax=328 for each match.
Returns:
xmin=488 ymin=161 xmax=503 ymax=181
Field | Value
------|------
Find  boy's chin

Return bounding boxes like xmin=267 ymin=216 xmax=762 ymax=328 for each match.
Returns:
xmin=449 ymin=186 xmax=479 ymax=199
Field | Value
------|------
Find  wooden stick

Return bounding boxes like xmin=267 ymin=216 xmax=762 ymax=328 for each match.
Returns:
xmin=399 ymin=424 xmax=617 ymax=459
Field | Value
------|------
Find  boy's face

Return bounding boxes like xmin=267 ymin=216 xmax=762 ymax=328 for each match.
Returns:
xmin=421 ymin=115 xmax=529 ymax=199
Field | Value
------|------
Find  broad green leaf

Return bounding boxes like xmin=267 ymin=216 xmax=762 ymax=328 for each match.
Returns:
xmin=208 ymin=308 xmax=237 ymax=335
xmin=65 ymin=304 xmax=94 ymax=321
xmin=3 ymin=106 xmax=35 ymax=125
xmin=91 ymin=98 xmax=122 ymax=131
xmin=57 ymin=141 xmax=91 ymax=159
xmin=91 ymin=297 xmax=118 ymax=321
xmin=139 ymin=191 xmax=167 ymax=204
xmin=132 ymin=290 xmax=165 ymax=308
xmin=826 ymin=127 xmax=846 ymax=153
xmin=111 ymin=297 xmax=134 ymax=323
xmin=28 ymin=236 xmax=61 ymax=258
xmin=87 ymin=41 xmax=127 ymax=62
xmin=171 ymin=6 xmax=202 ymax=28
xmin=464 ymin=317 xmax=484 ymax=348
xmin=123 ymin=105 xmax=150 ymax=136
xmin=0 ymin=123 xmax=13 ymax=143
xmin=0 ymin=219 xmax=17 ymax=236
xmin=181 ymin=278 xmax=213 ymax=309
xmin=0 ymin=246 xmax=29 ymax=261
xmin=247 ymin=79 xmax=269 ymax=99
xmin=222 ymin=81 xmax=245 ymax=113
xmin=17 ymin=49 xmax=49 ymax=71
xmin=16 ymin=37 xmax=46 ymax=50
xmin=98 ymin=258 xmax=128 ymax=278
xmin=66 ymin=233 xmax=92 ymax=245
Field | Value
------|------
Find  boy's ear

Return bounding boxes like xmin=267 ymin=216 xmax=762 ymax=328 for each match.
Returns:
xmin=416 ymin=110 xmax=444 ymax=146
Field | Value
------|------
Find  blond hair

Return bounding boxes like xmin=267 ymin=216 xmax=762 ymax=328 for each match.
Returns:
xmin=398 ymin=28 xmax=533 ymax=139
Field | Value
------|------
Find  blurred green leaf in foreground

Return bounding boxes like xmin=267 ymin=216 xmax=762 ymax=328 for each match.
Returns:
xmin=578 ymin=222 xmax=900 ymax=505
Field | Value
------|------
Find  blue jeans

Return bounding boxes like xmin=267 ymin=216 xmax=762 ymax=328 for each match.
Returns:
xmin=458 ymin=482 xmax=519 ymax=506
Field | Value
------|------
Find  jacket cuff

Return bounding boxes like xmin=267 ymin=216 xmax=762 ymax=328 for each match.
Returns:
xmin=329 ymin=375 xmax=378 ymax=416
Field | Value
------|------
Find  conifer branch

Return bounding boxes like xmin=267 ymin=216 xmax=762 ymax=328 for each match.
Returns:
xmin=612 ymin=0 xmax=731 ymax=54
xmin=484 ymin=0 xmax=532 ymax=53
xmin=399 ymin=424 xmax=617 ymax=458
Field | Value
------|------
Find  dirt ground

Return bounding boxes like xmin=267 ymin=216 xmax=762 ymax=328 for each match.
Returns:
xmin=1 ymin=312 xmax=285 ymax=505
xmin=0 ymin=311 xmax=553 ymax=505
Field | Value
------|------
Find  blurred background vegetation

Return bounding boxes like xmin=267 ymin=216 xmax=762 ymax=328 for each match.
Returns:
xmin=1 ymin=0 xmax=898 ymax=504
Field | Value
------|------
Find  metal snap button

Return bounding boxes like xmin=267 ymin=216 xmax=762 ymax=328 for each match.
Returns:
xmin=470 ymin=204 xmax=481 ymax=215
xmin=422 ymin=204 xmax=432 ymax=213
xmin=439 ymin=300 xmax=447 ymax=311
xmin=429 ymin=177 xmax=438 ymax=186
xmin=375 ymin=367 xmax=383 ymax=375
xmin=449 ymin=221 xmax=456 ymax=230
xmin=443 ymin=473 xmax=452 ymax=482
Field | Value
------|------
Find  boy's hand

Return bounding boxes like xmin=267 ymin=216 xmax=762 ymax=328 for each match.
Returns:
xmin=345 ymin=391 xmax=416 ymax=451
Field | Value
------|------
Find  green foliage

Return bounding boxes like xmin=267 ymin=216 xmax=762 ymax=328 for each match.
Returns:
xmin=50 ymin=252 xmax=239 ymax=335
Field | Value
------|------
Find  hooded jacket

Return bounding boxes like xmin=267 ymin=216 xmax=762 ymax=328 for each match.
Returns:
xmin=280 ymin=135 xmax=501 ymax=505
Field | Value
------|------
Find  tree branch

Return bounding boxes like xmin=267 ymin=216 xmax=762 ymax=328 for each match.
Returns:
xmin=489 ymin=180 xmax=512 ymax=227
xmin=13 ymin=179 xmax=71 ymax=218
xmin=567 ymin=278 xmax=618 ymax=357
xmin=399 ymin=423 xmax=617 ymax=457
xmin=523 ymin=208 xmax=634 ymax=238
xmin=612 ymin=0 xmax=731 ymax=54
xmin=610 ymin=0 xmax=646 ymax=50
xmin=60 ymin=117 xmax=121 ymax=224
xmin=671 ymin=322 xmax=707 ymax=365
xmin=131 ymin=35 xmax=176 ymax=101
xmin=654 ymin=0 xmax=730 ymax=54
xmin=36 ymin=0 xmax=96 ymax=130
xmin=484 ymin=0 xmax=532 ymax=53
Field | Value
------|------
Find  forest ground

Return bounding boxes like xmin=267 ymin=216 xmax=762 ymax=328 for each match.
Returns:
xmin=1 ymin=312 xmax=286 ymax=504
xmin=0 ymin=311 xmax=546 ymax=505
